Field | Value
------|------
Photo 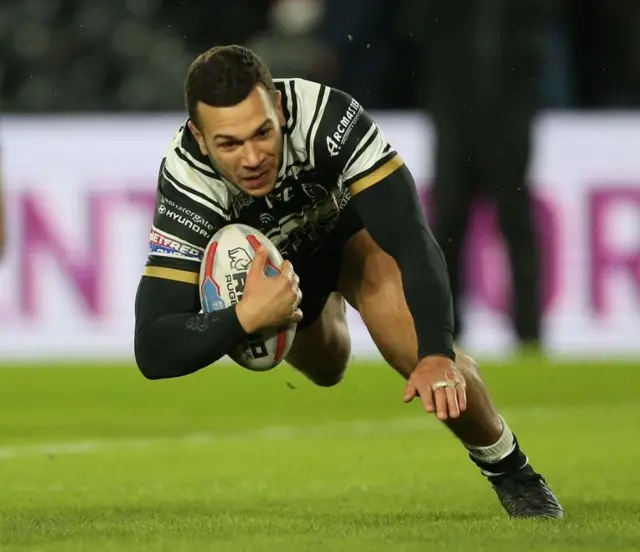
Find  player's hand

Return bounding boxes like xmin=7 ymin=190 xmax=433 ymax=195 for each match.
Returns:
xmin=235 ymin=247 xmax=302 ymax=334
xmin=403 ymin=356 xmax=467 ymax=420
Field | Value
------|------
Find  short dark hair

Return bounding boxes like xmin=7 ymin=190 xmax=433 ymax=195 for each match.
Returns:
xmin=185 ymin=45 xmax=277 ymax=127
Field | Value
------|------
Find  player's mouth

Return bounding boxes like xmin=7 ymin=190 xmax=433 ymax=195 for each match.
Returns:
xmin=242 ymin=168 xmax=273 ymax=189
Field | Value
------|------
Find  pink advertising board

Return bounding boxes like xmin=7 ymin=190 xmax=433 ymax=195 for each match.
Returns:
xmin=0 ymin=113 xmax=638 ymax=360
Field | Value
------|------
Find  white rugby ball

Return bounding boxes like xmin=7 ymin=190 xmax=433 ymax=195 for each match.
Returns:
xmin=198 ymin=223 xmax=297 ymax=371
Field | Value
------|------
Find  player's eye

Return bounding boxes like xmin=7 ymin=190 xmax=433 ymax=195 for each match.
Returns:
xmin=256 ymin=127 xmax=272 ymax=139
xmin=219 ymin=141 xmax=240 ymax=151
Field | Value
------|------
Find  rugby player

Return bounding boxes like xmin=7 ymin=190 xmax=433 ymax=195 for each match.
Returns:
xmin=134 ymin=45 xmax=564 ymax=519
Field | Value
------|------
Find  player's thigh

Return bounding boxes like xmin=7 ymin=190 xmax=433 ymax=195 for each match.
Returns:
xmin=285 ymin=291 xmax=351 ymax=387
xmin=337 ymin=228 xmax=419 ymax=378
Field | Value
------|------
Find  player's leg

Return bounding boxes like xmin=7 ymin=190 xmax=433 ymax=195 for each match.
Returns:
xmin=283 ymin=198 xmax=362 ymax=387
xmin=284 ymin=291 xmax=350 ymax=387
xmin=338 ymin=229 xmax=502 ymax=444
xmin=338 ymin=228 xmax=563 ymax=518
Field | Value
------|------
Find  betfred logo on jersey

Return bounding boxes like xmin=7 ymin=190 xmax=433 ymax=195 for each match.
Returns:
xmin=326 ymin=97 xmax=362 ymax=157
xmin=149 ymin=229 xmax=202 ymax=260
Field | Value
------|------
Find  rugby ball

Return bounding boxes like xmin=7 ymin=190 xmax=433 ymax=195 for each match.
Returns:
xmin=198 ymin=223 xmax=297 ymax=371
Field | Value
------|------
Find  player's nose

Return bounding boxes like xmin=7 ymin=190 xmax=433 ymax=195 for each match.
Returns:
xmin=242 ymin=142 xmax=265 ymax=170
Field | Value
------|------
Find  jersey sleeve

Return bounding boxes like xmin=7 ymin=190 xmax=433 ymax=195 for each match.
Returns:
xmin=311 ymin=86 xmax=404 ymax=195
xmin=143 ymin=149 xmax=229 ymax=285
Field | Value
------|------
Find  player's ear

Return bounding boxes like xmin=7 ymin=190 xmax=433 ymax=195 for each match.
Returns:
xmin=274 ymin=90 xmax=286 ymax=127
xmin=188 ymin=120 xmax=209 ymax=157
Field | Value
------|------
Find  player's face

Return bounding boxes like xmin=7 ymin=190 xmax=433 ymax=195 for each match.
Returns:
xmin=189 ymin=87 xmax=286 ymax=197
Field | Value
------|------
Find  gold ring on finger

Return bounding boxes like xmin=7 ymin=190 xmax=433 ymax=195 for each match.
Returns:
xmin=432 ymin=380 xmax=457 ymax=390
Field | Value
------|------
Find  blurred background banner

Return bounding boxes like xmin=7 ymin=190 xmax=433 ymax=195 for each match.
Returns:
xmin=1 ymin=0 xmax=639 ymax=363
xmin=1 ymin=113 xmax=639 ymax=361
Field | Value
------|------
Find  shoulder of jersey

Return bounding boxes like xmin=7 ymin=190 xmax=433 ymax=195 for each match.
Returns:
xmin=161 ymin=122 xmax=234 ymax=219
xmin=274 ymin=77 xmax=335 ymax=162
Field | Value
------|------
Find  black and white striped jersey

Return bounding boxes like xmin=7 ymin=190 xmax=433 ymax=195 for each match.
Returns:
xmin=144 ymin=78 xmax=401 ymax=284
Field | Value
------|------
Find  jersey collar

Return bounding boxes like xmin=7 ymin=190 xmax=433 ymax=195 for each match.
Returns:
xmin=274 ymin=130 xmax=290 ymax=188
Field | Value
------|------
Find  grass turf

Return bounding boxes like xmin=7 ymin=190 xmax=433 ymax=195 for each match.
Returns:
xmin=0 ymin=357 xmax=639 ymax=551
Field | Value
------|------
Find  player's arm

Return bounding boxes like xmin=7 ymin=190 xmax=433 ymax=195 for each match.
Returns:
xmin=135 ymin=264 xmax=247 ymax=380
xmin=317 ymin=88 xmax=455 ymax=361
xmin=350 ymin=160 xmax=455 ymax=361
xmin=134 ymin=169 xmax=248 ymax=380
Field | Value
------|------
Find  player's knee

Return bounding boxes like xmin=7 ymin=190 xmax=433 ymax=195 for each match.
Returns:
xmin=308 ymin=336 xmax=350 ymax=388
xmin=310 ymin=368 xmax=345 ymax=388
xmin=289 ymin=318 xmax=351 ymax=388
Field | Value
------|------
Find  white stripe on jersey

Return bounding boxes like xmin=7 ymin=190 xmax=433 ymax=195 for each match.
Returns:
xmin=344 ymin=122 xmax=378 ymax=174
xmin=283 ymin=80 xmax=295 ymax=130
xmin=166 ymin=124 xmax=216 ymax=178
xmin=343 ymin=124 xmax=393 ymax=182
xmin=282 ymin=79 xmax=321 ymax=160
xmin=175 ymin=143 xmax=217 ymax=178
xmin=309 ymin=88 xmax=330 ymax=168
xmin=276 ymin=136 xmax=291 ymax=181
xmin=163 ymin=157 xmax=230 ymax=220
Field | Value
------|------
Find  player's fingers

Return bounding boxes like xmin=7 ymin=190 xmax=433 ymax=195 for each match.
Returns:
xmin=292 ymin=286 xmax=303 ymax=309
xmin=433 ymin=388 xmax=449 ymax=420
xmin=250 ymin=247 xmax=268 ymax=273
xmin=417 ymin=382 xmax=436 ymax=413
xmin=290 ymin=308 xmax=303 ymax=324
xmin=403 ymin=381 xmax=418 ymax=403
xmin=280 ymin=260 xmax=294 ymax=280
xmin=457 ymin=382 xmax=468 ymax=412
xmin=445 ymin=386 xmax=460 ymax=418
xmin=291 ymin=273 xmax=300 ymax=297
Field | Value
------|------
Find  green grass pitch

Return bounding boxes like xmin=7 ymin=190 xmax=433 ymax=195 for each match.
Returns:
xmin=0 ymin=356 xmax=639 ymax=551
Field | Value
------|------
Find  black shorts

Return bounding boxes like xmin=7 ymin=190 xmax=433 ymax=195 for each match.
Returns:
xmin=290 ymin=203 xmax=363 ymax=330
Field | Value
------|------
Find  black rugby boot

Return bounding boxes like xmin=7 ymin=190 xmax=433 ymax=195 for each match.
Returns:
xmin=489 ymin=465 xmax=564 ymax=519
